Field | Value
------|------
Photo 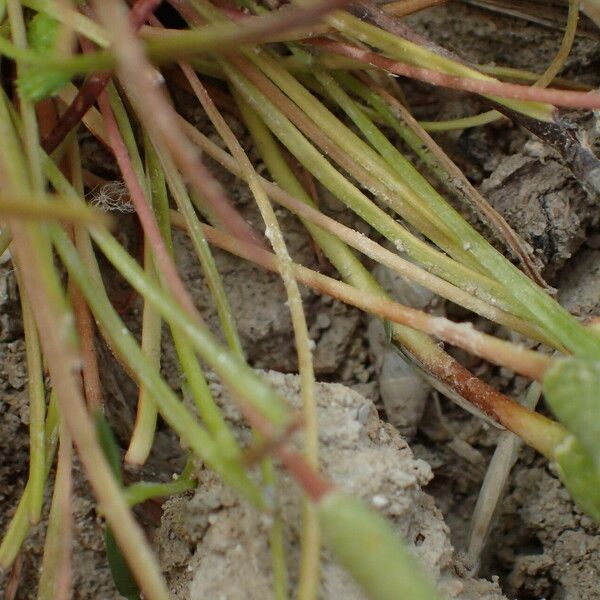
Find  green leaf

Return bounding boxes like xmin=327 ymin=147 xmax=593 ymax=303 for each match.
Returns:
xmin=318 ymin=492 xmax=440 ymax=600
xmin=105 ymin=528 xmax=141 ymax=600
xmin=553 ymin=434 xmax=600 ymax=523
xmin=94 ymin=413 xmax=141 ymax=599
xmin=18 ymin=12 xmax=72 ymax=101
xmin=94 ymin=411 xmax=123 ymax=485
xmin=543 ymin=358 xmax=600 ymax=470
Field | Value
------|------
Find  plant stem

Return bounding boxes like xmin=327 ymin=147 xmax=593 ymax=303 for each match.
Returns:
xmin=123 ymin=477 xmax=196 ymax=506
xmin=171 ymin=215 xmax=555 ymax=381
xmin=535 ymin=0 xmax=580 ymax=87
xmin=0 ymin=193 xmax=111 ymax=225
xmin=0 ymin=392 xmax=58 ymax=568
xmin=37 ymin=419 xmax=72 ymax=600
xmin=143 ymin=133 xmax=242 ymax=457
xmin=65 ymin=139 xmax=106 ymax=413
xmin=15 ymin=268 xmax=46 ymax=524
xmin=223 ymin=84 xmax=319 ymax=600
xmin=0 ymin=79 xmax=174 ymax=600
xmin=151 ymin=131 xmax=246 ymax=362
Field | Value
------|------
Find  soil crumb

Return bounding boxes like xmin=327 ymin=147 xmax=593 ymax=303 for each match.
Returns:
xmin=156 ymin=372 xmax=506 ymax=600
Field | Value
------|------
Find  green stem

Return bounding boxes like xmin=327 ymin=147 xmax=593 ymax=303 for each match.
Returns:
xmin=319 ymin=8 xmax=553 ymax=121
xmin=419 ymin=110 xmax=501 ymax=132
xmin=50 ymin=219 xmax=265 ymax=507
xmin=7 ymin=0 xmax=44 ymax=190
xmin=15 ymin=268 xmax=46 ymax=524
xmin=123 ymin=478 xmax=196 ymax=506
xmin=153 ymin=138 xmax=246 ymax=362
xmin=127 ymin=238 xmax=162 ymax=464
xmin=0 ymin=391 xmax=59 ymax=568
xmin=144 ymin=136 xmax=241 ymax=457
xmin=220 ymin=60 xmax=525 ymax=318
xmin=37 ymin=419 xmax=72 ymax=600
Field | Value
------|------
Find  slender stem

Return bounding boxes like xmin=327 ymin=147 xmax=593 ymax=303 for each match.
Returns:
xmin=123 ymin=477 xmax=196 ymax=506
xmin=479 ymin=64 xmax=591 ymax=90
xmin=260 ymin=459 xmax=289 ymax=600
xmin=15 ymin=267 xmax=46 ymax=525
xmin=127 ymin=239 xmax=162 ymax=464
xmin=382 ymin=0 xmax=448 ymax=16
xmin=7 ymin=0 xmax=44 ymax=191
xmin=179 ymin=117 xmax=550 ymax=343
xmin=198 ymin=96 xmax=563 ymax=458
xmin=420 ymin=110 xmax=501 ymax=131
xmin=0 ymin=193 xmax=111 ymax=225
xmin=0 ymin=393 xmax=59 ymax=568
xmin=535 ymin=0 xmax=579 ymax=88
xmin=171 ymin=215 xmax=556 ymax=382
xmin=305 ymin=37 xmax=600 ymax=111
xmin=37 ymin=420 xmax=72 ymax=600
xmin=150 ymin=130 xmax=246 ymax=362
xmin=67 ymin=141 xmax=104 ymax=413
xmin=85 ymin=222 xmax=293 ymax=429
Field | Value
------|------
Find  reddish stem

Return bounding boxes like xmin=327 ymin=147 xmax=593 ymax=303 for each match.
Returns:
xmin=171 ymin=216 xmax=558 ymax=451
xmin=232 ymin=389 xmax=333 ymax=502
xmin=97 ymin=86 xmax=202 ymax=321
xmin=306 ymin=38 xmax=600 ymax=109
xmin=69 ymin=274 xmax=104 ymax=412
